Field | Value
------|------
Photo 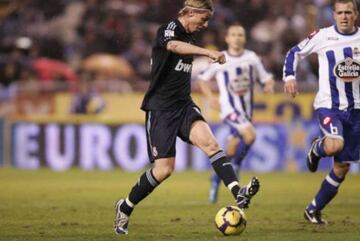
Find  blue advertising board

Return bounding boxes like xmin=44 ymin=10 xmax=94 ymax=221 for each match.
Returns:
xmin=10 ymin=120 xmax=358 ymax=172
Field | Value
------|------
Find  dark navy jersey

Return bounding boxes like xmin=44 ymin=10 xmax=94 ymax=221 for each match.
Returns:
xmin=141 ymin=19 xmax=196 ymax=111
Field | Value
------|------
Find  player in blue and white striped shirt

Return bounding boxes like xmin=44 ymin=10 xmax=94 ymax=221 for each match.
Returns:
xmin=198 ymin=23 xmax=274 ymax=204
xmin=283 ymin=0 xmax=360 ymax=224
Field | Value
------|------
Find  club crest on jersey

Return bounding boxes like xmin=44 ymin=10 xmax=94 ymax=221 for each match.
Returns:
xmin=308 ymin=30 xmax=319 ymax=39
xmin=164 ymin=30 xmax=174 ymax=38
xmin=334 ymin=57 xmax=360 ymax=82
xmin=152 ymin=146 xmax=158 ymax=157
xmin=322 ymin=116 xmax=331 ymax=126
xmin=354 ymin=47 xmax=360 ymax=57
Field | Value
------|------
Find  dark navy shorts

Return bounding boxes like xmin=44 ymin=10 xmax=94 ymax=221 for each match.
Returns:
xmin=145 ymin=103 xmax=205 ymax=162
xmin=316 ymin=108 xmax=360 ymax=162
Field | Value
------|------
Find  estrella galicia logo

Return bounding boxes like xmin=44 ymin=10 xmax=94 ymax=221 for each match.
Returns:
xmin=334 ymin=57 xmax=360 ymax=82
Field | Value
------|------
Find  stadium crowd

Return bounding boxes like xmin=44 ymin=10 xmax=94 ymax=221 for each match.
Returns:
xmin=0 ymin=0 xmax=359 ymax=98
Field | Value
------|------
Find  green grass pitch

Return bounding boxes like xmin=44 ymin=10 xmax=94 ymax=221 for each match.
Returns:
xmin=1 ymin=168 xmax=360 ymax=241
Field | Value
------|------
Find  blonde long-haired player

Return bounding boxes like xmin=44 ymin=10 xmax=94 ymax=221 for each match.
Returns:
xmin=197 ymin=24 xmax=274 ymax=203
xmin=113 ymin=0 xmax=260 ymax=235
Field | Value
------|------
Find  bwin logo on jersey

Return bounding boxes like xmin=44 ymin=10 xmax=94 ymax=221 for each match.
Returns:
xmin=175 ymin=59 xmax=192 ymax=73
xmin=334 ymin=57 xmax=360 ymax=82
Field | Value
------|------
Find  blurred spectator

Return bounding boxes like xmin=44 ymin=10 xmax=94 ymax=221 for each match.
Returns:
xmin=122 ymin=28 xmax=151 ymax=80
xmin=233 ymin=0 xmax=269 ymax=32
xmin=70 ymin=74 xmax=106 ymax=115
xmin=32 ymin=58 xmax=77 ymax=90
xmin=0 ymin=0 xmax=358 ymax=97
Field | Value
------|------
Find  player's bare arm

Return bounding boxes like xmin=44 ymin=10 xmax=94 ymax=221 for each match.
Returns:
xmin=263 ymin=79 xmax=275 ymax=94
xmin=198 ymin=80 xmax=220 ymax=110
xmin=167 ymin=40 xmax=226 ymax=64
xmin=284 ymin=78 xmax=298 ymax=98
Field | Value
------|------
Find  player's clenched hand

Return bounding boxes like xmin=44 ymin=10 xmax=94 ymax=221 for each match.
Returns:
xmin=207 ymin=50 xmax=226 ymax=64
xmin=284 ymin=79 xmax=298 ymax=98
xmin=263 ymin=79 xmax=275 ymax=94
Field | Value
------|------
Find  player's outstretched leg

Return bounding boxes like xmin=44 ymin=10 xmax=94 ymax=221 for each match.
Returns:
xmin=304 ymin=168 xmax=345 ymax=224
xmin=307 ymin=137 xmax=323 ymax=172
xmin=237 ymin=176 xmax=260 ymax=209
xmin=209 ymin=138 xmax=247 ymax=204
xmin=209 ymin=173 xmax=221 ymax=203
xmin=114 ymin=199 xmax=130 ymax=235
xmin=114 ymin=168 xmax=160 ymax=234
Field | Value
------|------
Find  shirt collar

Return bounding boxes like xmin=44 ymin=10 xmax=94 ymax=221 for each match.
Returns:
xmin=175 ymin=19 xmax=187 ymax=34
xmin=334 ymin=25 xmax=359 ymax=36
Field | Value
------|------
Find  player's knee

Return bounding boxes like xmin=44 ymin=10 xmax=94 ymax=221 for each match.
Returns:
xmin=156 ymin=165 xmax=174 ymax=181
xmin=242 ymin=129 xmax=256 ymax=145
xmin=226 ymin=137 xmax=239 ymax=156
xmin=244 ymin=132 xmax=256 ymax=145
xmin=333 ymin=163 xmax=350 ymax=177
xmin=226 ymin=145 xmax=236 ymax=157
xmin=324 ymin=139 xmax=344 ymax=155
xmin=161 ymin=165 xmax=174 ymax=179
xmin=153 ymin=160 xmax=175 ymax=182
xmin=201 ymin=138 xmax=220 ymax=155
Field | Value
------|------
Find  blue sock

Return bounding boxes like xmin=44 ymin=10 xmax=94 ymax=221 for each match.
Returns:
xmin=232 ymin=164 xmax=241 ymax=181
xmin=313 ymin=139 xmax=327 ymax=157
xmin=307 ymin=169 xmax=344 ymax=211
xmin=211 ymin=173 xmax=221 ymax=186
xmin=233 ymin=140 xmax=252 ymax=166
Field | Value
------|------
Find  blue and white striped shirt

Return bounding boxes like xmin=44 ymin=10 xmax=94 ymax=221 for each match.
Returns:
xmin=283 ymin=25 xmax=360 ymax=110
xmin=198 ymin=50 xmax=272 ymax=120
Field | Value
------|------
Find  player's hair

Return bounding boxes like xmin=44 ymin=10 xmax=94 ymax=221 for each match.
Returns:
xmin=228 ymin=22 xmax=245 ymax=30
xmin=226 ymin=23 xmax=245 ymax=34
xmin=333 ymin=0 xmax=359 ymax=12
xmin=178 ymin=0 xmax=214 ymax=16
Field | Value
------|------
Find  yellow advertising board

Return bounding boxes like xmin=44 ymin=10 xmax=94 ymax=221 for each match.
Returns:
xmin=10 ymin=92 xmax=316 ymax=124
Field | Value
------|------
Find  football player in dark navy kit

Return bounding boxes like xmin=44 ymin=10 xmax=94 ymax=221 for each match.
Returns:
xmin=113 ymin=0 xmax=260 ymax=235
